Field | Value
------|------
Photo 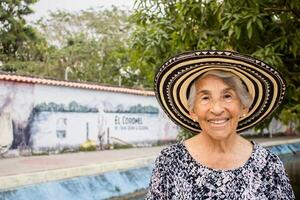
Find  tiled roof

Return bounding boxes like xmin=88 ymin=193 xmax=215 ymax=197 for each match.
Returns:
xmin=0 ymin=72 xmax=155 ymax=96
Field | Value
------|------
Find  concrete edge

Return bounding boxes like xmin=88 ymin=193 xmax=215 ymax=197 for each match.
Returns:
xmin=259 ymin=138 xmax=300 ymax=147
xmin=1 ymin=138 xmax=300 ymax=192
xmin=0 ymin=156 xmax=155 ymax=191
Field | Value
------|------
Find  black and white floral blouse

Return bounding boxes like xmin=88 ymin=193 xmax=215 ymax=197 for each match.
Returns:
xmin=146 ymin=142 xmax=295 ymax=199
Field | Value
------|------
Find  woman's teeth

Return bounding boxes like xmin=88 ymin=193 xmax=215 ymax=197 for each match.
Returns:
xmin=208 ymin=119 xmax=229 ymax=124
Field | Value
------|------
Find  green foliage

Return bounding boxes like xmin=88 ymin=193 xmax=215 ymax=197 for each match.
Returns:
xmin=31 ymin=7 xmax=136 ymax=86
xmin=127 ymin=104 xmax=159 ymax=113
xmin=1 ymin=7 xmax=141 ymax=87
xmin=0 ymin=0 xmax=38 ymax=56
xmin=131 ymin=0 xmax=300 ymax=131
xmin=35 ymin=101 xmax=98 ymax=113
xmin=130 ymin=0 xmax=231 ymax=87
xmin=104 ymin=104 xmax=158 ymax=113
xmin=79 ymin=139 xmax=97 ymax=151
xmin=0 ymin=0 xmax=52 ymax=76
xmin=1 ymin=0 xmax=299 ymax=133
xmin=110 ymin=143 xmax=134 ymax=149
xmin=177 ymin=128 xmax=196 ymax=141
xmin=79 ymin=145 xmax=96 ymax=151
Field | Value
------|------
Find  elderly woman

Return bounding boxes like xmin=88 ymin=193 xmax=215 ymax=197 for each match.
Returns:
xmin=147 ymin=50 xmax=295 ymax=199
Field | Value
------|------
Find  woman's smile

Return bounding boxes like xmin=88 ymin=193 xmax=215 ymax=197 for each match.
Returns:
xmin=207 ymin=117 xmax=230 ymax=127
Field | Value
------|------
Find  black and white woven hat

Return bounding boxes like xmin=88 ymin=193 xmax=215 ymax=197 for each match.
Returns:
xmin=155 ymin=50 xmax=286 ymax=133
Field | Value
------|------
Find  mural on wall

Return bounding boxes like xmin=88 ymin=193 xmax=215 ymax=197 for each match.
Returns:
xmin=0 ymin=79 xmax=179 ymax=154
xmin=28 ymin=101 xmax=99 ymax=151
xmin=0 ymin=81 xmax=35 ymax=153
xmin=28 ymin=101 xmax=170 ymax=151
xmin=0 ymin=75 xmax=295 ymax=155
xmin=0 ymin=112 xmax=13 ymax=154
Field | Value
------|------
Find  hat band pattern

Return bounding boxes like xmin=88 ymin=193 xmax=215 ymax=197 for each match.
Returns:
xmin=155 ymin=50 xmax=286 ymax=133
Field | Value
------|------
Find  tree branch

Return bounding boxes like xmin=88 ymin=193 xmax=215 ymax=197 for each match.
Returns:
xmin=264 ymin=7 xmax=300 ymax=19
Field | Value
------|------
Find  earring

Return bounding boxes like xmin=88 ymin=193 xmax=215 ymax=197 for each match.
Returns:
xmin=240 ymin=114 xmax=246 ymax=118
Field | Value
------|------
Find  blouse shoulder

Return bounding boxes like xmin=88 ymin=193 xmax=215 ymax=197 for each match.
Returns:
xmin=146 ymin=143 xmax=186 ymax=199
xmin=159 ymin=142 xmax=185 ymax=156
xmin=253 ymin=142 xmax=295 ymax=199
xmin=253 ymin=142 xmax=284 ymax=165
xmin=246 ymin=142 xmax=288 ymax=176
xmin=155 ymin=143 xmax=186 ymax=166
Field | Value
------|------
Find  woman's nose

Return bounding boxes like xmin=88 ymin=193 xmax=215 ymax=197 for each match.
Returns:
xmin=210 ymin=100 xmax=225 ymax=115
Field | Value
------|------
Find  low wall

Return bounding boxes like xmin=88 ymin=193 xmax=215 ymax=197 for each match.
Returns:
xmin=0 ymin=141 xmax=300 ymax=200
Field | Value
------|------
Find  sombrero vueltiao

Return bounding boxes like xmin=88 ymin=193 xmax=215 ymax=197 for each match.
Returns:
xmin=155 ymin=50 xmax=286 ymax=133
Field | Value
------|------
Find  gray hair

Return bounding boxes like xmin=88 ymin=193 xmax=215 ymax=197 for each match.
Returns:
xmin=187 ymin=70 xmax=252 ymax=110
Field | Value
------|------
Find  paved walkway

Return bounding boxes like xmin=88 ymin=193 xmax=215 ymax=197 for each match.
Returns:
xmin=0 ymin=135 xmax=300 ymax=191
xmin=0 ymin=146 xmax=163 ymax=177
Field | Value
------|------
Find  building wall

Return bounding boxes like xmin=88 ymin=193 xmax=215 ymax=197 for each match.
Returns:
xmin=0 ymin=80 xmax=179 ymax=152
xmin=1 ymin=78 xmax=293 ymax=153
xmin=0 ymin=81 xmax=35 ymax=151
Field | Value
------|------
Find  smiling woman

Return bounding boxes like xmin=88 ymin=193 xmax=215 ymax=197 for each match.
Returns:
xmin=146 ymin=50 xmax=295 ymax=199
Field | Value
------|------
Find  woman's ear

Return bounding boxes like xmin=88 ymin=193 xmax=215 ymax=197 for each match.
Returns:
xmin=240 ymin=107 xmax=249 ymax=119
xmin=243 ymin=107 xmax=249 ymax=114
xmin=190 ymin=110 xmax=197 ymax=122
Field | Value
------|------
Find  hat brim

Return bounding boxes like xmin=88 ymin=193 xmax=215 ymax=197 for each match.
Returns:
xmin=155 ymin=50 xmax=286 ymax=133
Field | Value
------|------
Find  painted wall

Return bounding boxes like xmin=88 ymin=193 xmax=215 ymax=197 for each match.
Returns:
xmin=0 ymin=79 xmax=294 ymax=153
xmin=0 ymin=80 xmax=179 ymax=152
xmin=0 ymin=81 xmax=35 ymax=152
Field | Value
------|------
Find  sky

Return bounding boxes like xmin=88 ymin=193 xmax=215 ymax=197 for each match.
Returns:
xmin=25 ymin=0 xmax=135 ymax=22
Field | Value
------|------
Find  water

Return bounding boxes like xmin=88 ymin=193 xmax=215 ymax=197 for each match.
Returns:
xmin=0 ymin=143 xmax=300 ymax=200
xmin=268 ymin=143 xmax=300 ymax=199
xmin=281 ymin=154 xmax=300 ymax=199
xmin=0 ymin=167 xmax=153 ymax=200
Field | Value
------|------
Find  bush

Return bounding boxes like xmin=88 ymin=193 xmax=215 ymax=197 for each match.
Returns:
xmin=79 ymin=140 xmax=97 ymax=151
xmin=177 ymin=128 xmax=196 ymax=141
xmin=107 ymin=143 xmax=134 ymax=150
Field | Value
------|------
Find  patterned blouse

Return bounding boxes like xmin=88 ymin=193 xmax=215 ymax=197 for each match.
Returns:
xmin=146 ymin=142 xmax=295 ymax=199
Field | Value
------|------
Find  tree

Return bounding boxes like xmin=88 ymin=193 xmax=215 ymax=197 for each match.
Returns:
xmin=0 ymin=0 xmax=38 ymax=57
xmin=131 ymin=0 xmax=300 ymax=134
xmin=0 ymin=0 xmax=53 ymax=75
xmin=31 ymin=7 xmax=139 ymax=86
xmin=1 ymin=6 xmax=141 ymax=87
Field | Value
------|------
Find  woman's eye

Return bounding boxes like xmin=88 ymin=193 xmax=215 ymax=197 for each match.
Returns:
xmin=199 ymin=96 xmax=210 ymax=104
xmin=202 ymin=96 xmax=209 ymax=100
xmin=223 ymin=93 xmax=233 ymax=101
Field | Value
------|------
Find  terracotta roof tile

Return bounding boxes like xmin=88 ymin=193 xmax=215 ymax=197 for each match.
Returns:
xmin=0 ymin=72 xmax=154 ymax=96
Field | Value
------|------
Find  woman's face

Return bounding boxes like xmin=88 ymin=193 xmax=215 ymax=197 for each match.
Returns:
xmin=190 ymin=75 xmax=248 ymax=140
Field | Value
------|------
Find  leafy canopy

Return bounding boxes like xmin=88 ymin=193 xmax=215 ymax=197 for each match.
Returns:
xmin=130 ymin=0 xmax=300 ymax=134
xmin=1 ymin=0 xmax=299 ymax=135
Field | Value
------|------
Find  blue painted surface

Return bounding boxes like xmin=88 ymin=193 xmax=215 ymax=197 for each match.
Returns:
xmin=0 ymin=166 xmax=153 ymax=200
xmin=0 ymin=142 xmax=300 ymax=200
xmin=267 ymin=142 xmax=300 ymax=155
